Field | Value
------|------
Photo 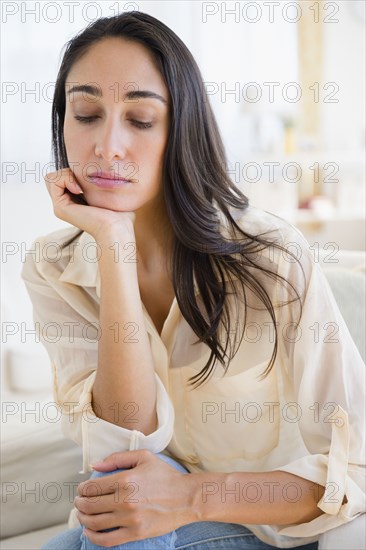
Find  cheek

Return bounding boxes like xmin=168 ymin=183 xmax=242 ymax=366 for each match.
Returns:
xmin=63 ymin=123 xmax=75 ymax=156
xmin=63 ymin=123 xmax=88 ymax=163
xmin=146 ymin=135 xmax=168 ymax=167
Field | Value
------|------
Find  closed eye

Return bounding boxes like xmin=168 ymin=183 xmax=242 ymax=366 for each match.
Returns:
xmin=74 ymin=115 xmax=99 ymax=124
xmin=130 ymin=120 xmax=153 ymax=129
xmin=74 ymin=116 xmax=153 ymax=130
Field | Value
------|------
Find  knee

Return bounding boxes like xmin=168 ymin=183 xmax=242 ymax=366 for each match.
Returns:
xmin=40 ymin=527 xmax=83 ymax=550
xmin=89 ymin=451 xmax=188 ymax=480
xmin=89 ymin=468 xmax=123 ymax=479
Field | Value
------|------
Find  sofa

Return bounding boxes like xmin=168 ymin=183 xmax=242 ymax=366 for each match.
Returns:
xmin=1 ymin=251 xmax=365 ymax=549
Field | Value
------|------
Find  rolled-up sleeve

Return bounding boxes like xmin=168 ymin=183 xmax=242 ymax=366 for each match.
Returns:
xmin=21 ymin=238 xmax=175 ymax=474
xmin=77 ymin=371 xmax=175 ymax=472
xmin=273 ymin=226 xmax=365 ymax=537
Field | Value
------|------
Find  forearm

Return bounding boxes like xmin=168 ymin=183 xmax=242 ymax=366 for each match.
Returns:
xmin=92 ymin=230 xmax=157 ymax=435
xmin=189 ymin=470 xmax=325 ymax=526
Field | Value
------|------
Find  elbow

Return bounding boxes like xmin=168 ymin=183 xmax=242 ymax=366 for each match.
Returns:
xmin=91 ymin=398 xmax=158 ymax=435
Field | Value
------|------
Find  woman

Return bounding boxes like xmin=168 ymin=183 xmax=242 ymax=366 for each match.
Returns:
xmin=21 ymin=10 xmax=365 ymax=550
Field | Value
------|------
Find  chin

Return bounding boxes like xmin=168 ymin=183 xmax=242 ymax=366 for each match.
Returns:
xmin=85 ymin=193 xmax=137 ymax=211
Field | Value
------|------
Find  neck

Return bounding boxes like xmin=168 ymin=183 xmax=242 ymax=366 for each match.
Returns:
xmin=134 ymin=199 xmax=174 ymax=274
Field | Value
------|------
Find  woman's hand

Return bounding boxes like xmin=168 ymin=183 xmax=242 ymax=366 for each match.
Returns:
xmin=75 ymin=450 xmax=200 ymax=548
xmin=45 ymin=168 xmax=136 ymax=242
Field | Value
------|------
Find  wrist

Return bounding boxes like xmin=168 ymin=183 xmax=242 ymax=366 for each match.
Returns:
xmin=94 ymin=222 xmax=136 ymax=247
xmin=184 ymin=472 xmax=227 ymax=523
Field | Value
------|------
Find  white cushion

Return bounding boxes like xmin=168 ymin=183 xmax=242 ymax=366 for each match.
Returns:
xmin=0 ymin=523 xmax=68 ymax=550
xmin=318 ymin=514 xmax=366 ymax=549
xmin=323 ymin=268 xmax=365 ymax=361
xmin=1 ymin=391 xmax=88 ymax=539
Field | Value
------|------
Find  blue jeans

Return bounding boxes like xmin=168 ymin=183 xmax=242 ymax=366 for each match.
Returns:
xmin=41 ymin=453 xmax=318 ymax=550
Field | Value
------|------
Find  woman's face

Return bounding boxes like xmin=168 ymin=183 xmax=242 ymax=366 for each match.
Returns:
xmin=63 ymin=37 xmax=170 ymax=213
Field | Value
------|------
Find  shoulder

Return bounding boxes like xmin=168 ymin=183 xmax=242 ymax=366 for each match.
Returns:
xmin=227 ymin=206 xmax=316 ymax=299
xmin=20 ymin=226 xmax=83 ymax=283
xmin=230 ymin=205 xmax=311 ymax=252
xmin=226 ymin=205 xmax=313 ymax=272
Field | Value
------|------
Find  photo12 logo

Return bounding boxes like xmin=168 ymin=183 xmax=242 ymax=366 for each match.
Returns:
xmin=201 ymin=2 xmax=340 ymax=24
xmin=1 ymin=2 xmax=140 ymax=24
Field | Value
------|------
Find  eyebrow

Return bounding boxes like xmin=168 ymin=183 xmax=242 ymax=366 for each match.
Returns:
xmin=66 ymin=84 xmax=167 ymax=104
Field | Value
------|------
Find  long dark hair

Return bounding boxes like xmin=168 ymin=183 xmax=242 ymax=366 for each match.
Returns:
xmin=52 ymin=11 xmax=304 ymax=388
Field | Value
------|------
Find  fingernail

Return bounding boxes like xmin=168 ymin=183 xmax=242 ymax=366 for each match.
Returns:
xmin=75 ymin=184 xmax=83 ymax=193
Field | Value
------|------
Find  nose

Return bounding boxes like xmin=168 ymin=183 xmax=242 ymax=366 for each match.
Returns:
xmin=94 ymin=117 xmax=128 ymax=162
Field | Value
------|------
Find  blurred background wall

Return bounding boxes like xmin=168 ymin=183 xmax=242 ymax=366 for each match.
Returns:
xmin=1 ymin=1 xmax=365 ymax=389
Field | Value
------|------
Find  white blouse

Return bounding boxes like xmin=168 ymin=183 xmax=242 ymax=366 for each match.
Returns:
xmin=21 ymin=205 xmax=365 ymax=548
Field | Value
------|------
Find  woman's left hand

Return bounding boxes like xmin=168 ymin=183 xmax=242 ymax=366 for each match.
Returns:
xmin=75 ymin=450 xmax=200 ymax=547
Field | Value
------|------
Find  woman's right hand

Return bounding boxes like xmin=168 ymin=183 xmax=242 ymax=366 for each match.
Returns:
xmin=45 ymin=168 xmax=136 ymax=242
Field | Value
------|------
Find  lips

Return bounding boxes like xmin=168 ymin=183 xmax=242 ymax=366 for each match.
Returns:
xmin=87 ymin=171 xmax=132 ymax=189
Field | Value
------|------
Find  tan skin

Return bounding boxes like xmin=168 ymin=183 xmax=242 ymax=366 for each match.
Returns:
xmin=46 ymin=37 xmax=326 ymax=548
xmin=60 ymin=36 xmax=175 ymax=335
